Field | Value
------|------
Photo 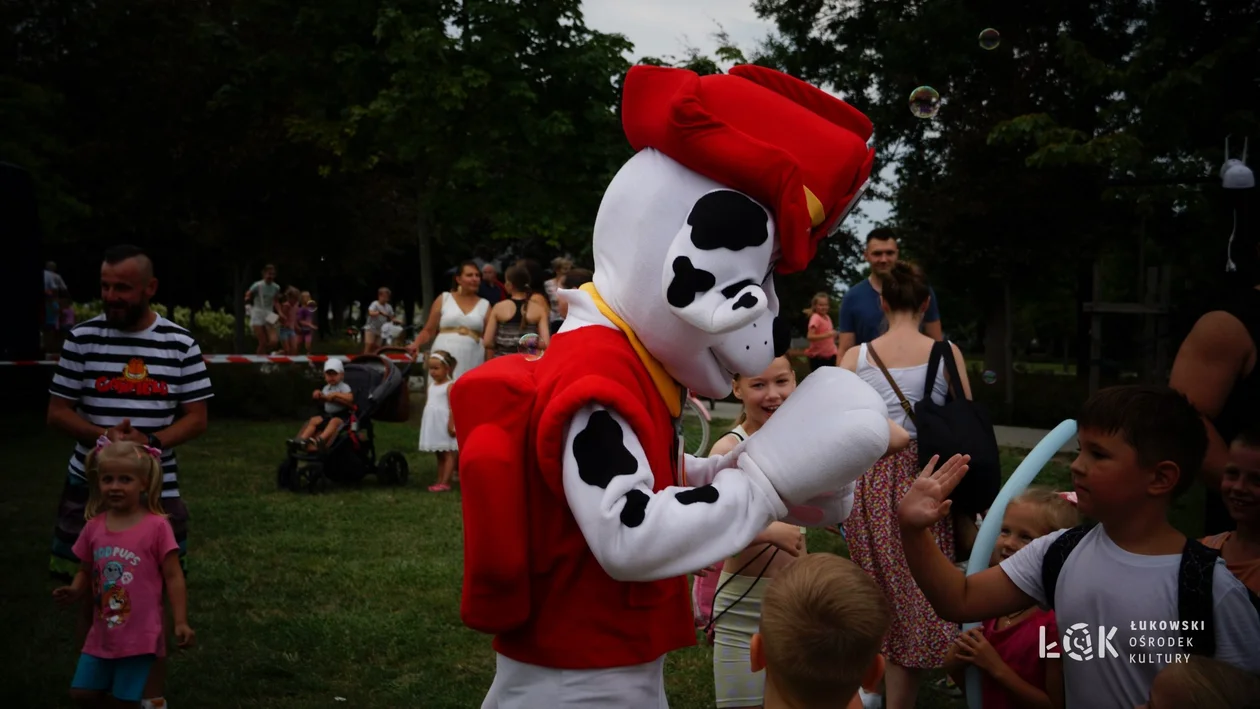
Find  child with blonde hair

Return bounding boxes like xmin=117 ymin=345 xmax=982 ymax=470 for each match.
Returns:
xmin=943 ymin=486 xmax=1079 ymax=709
xmin=704 ymin=355 xmax=808 ymax=709
xmin=419 ymin=350 xmax=459 ymax=492
xmin=803 ymin=292 xmax=838 ymax=371
xmin=1138 ymin=655 xmax=1260 ymax=709
xmin=749 ymin=553 xmax=890 ymax=709
xmin=296 ymin=293 xmax=316 ymax=354
xmin=53 ymin=439 xmax=193 ymax=708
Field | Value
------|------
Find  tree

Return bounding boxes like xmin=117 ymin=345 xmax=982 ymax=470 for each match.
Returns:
xmin=286 ymin=0 xmax=633 ymax=311
xmin=754 ymin=0 xmax=1259 ymax=389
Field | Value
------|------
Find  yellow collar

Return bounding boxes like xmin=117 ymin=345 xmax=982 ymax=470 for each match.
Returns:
xmin=579 ymin=283 xmax=682 ymax=418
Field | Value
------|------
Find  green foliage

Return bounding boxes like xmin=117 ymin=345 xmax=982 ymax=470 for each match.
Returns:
xmin=755 ymin=0 xmax=1259 ymax=367
xmin=192 ymin=302 xmax=235 ymax=340
xmin=285 ymin=0 xmax=633 ymax=256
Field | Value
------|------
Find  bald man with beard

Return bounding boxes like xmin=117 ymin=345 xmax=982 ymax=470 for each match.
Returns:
xmin=46 ymin=244 xmax=213 ymax=708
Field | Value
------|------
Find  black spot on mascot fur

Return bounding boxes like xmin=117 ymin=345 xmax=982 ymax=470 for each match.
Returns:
xmin=667 ymin=256 xmax=716 ymax=308
xmin=573 ymin=410 xmax=637 ymax=488
xmin=687 ymin=191 xmax=769 ymax=251
xmin=620 ymin=490 xmax=650 ymax=527
xmin=721 ymin=279 xmax=756 ymax=299
xmin=675 ymin=485 xmax=720 ymax=505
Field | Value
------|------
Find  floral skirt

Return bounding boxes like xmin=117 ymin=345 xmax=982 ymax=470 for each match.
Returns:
xmin=843 ymin=441 xmax=957 ymax=668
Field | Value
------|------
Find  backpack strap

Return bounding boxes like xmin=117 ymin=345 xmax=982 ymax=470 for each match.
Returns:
xmin=1041 ymin=525 xmax=1091 ymax=609
xmin=866 ymin=344 xmax=916 ymax=425
xmin=1179 ymin=538 xmax=1219 ymax=657
xmin=923 ymin=340 xmax=960 ymax=402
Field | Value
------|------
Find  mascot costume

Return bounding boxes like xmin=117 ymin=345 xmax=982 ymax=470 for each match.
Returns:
xmin=450 ymin=64 xmax=905 ymax=708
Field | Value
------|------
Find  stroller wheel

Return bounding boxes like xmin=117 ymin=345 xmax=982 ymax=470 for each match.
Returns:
xmin=298 ymin=464 xmax=327 ymax=494
xmin=277 ymin=459 xmax=298 ymax=491
xmin=378 ymin=451 xmax=409 ymax=486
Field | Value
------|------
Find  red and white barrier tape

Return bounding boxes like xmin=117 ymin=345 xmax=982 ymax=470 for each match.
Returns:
xmin=0 ymin=353 xmax=412 ymax=366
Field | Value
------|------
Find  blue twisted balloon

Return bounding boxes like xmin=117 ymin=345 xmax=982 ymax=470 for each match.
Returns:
xmin=963 ymin=419 xmax=1077 ymax=709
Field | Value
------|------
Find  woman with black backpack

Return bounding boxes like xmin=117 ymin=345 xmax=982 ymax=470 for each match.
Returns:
xmin=838 ymin=261 xmax=986 ymax=709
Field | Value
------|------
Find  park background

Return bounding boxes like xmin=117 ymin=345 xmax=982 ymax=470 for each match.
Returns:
xmin=1 ymin=0 xmax=1253 ymax=706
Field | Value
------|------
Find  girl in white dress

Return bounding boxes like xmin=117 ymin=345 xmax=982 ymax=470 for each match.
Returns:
xmin=419 ymin=350 xmax=458 ymax=492
xmin=407 ymin=261 xmax=491 ymax=383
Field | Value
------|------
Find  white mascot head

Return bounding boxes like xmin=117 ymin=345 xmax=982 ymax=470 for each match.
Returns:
xmin=589 ymin=65 xmax=876 ymax=398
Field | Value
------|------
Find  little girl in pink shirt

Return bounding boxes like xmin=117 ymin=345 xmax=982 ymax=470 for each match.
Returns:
xmin=803 ymin=293 xmax=838 ymax=371
xmin=944 ymin=487 xmax=1079 ymax=709
xmin=54 ymin=438 xmax=194 ymax=708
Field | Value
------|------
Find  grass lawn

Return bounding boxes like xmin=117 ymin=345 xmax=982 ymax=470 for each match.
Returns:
xmin=2 ymin=415 xmax=1203 ymax=708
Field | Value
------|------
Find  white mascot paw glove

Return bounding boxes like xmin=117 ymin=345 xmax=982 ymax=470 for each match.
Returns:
xmin=740 ymin=366 xmax=892 ymax=507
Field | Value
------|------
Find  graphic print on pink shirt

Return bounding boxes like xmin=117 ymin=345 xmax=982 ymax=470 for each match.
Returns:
xmin=72 ymin=513 xmax=179 ymax=659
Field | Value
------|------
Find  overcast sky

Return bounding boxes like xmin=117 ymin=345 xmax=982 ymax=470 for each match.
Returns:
xmin=581 ymin=0 xmax=892 ymax=238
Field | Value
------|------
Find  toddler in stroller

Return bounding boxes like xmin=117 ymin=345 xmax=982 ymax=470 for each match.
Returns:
xmin=290 ymin=358 xmax=354 ymax=452
xmin=277 ymin=349 xmax=414 ymax=492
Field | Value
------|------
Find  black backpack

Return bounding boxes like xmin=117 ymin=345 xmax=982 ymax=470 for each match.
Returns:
xmin=1041 ymin=525 xmax=1260 ymax=656
xmin=914 ymin=341 xmax=1001 ymax=516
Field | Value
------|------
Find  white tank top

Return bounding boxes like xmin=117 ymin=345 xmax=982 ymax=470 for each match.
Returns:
xmin=855 ymin=342 xmax=950 ymax=438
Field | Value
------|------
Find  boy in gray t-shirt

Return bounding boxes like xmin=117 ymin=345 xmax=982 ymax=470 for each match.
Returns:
xmin=292 ymin=358 xmax=355 ymax=452
xmin=897 ymin=385 xmax=1260 ymax=709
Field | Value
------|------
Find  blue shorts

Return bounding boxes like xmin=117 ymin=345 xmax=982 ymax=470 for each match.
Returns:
xmin=71 ymin=653 xmax=156 ymax=701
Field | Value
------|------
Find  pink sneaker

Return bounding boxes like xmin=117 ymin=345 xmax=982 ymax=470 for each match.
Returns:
xmin=427 ymin=483 xmax=450 ymax=492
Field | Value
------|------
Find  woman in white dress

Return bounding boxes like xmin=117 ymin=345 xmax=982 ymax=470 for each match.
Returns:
xmin=407 ymin=261 xmax=491 ymax=382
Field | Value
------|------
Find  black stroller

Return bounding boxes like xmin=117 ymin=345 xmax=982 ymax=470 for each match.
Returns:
xmin=277 ymin=348 xmax=415 ymax=493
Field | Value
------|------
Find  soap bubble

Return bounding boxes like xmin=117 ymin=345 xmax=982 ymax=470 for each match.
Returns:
xmin=519 ymin=333 xmax=542 ymax=361
xmin=982 ymin=370 xmax=997 ymax=385
xmin=979 ymin=28 xmax=1001 ymax=50
xmin=909 ymin=86 xmax=940 ymax=119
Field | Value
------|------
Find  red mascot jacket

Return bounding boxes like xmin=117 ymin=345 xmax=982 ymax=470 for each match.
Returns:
xmin=449 ymin=324 xmax=695 ymax=669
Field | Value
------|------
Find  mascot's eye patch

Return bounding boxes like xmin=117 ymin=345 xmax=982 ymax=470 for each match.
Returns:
xmin=574 ymin=410 xmax=638 ymax=488
xmin=667 ymin=257 xmax=716 ymax=308
xmin=687 ymin=191 xmax=769 ymax=251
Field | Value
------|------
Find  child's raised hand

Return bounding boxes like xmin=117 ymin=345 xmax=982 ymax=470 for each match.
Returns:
xmin=175 ymin=623 xmax=196 ymax=649
xmin=52 ymin=585 xmax=83 ymax=606
xmin=897 ymin=454 xmax=970 ymax=530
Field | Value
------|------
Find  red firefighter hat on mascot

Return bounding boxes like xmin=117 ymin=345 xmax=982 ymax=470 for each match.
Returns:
xmin=622 ymin=64 xmax=875 ymax=275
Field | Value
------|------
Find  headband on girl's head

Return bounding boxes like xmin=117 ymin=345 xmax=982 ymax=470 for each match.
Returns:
xmin=1057 ymin=491 xmax=1078 ymax=506
xmin=430 ymin=352 xmax=454 ymax=368
xmin=94 ymin=434 xmax=161 ymax=460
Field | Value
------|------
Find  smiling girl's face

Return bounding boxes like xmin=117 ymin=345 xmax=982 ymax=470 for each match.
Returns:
xmin=734 ymin=357 xmax=796 ymax=430
xmin=990 ymin=502 xmax=1050 ymax=566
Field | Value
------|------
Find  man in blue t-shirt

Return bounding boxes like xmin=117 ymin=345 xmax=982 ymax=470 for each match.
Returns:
xmin=837 ymin=228 xmax=943 ymax=360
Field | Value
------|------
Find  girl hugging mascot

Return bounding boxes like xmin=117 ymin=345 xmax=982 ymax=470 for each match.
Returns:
xmin=450 ymin=64 xmax=908 ymax=708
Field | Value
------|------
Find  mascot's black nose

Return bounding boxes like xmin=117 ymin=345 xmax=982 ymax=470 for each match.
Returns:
xmin=772 ymin=316 xmax=790 ymax=358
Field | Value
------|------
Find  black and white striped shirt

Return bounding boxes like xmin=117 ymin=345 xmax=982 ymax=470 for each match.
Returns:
xmin=50 ymin=315 xmax=213 ymax=497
